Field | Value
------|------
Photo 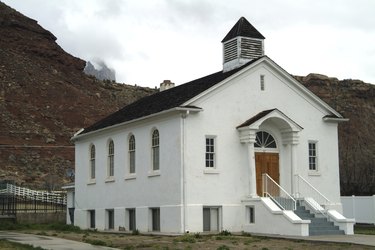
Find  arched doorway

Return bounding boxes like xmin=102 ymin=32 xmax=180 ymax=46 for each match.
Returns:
xmin=254 ymin=131 xmax=279 ymax=196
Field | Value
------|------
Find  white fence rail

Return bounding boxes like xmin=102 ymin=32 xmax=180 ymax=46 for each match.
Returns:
xmin=341 ymin=196 xmax=375 ymax=224
xmin=0 ymin=183 xmax=66 ymax=205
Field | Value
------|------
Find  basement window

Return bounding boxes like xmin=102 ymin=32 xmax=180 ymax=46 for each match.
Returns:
xmin=248 ymin=206 xmax=255 ymax=223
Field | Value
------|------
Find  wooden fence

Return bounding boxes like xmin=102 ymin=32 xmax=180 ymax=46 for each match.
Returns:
xmin=0 ymin=183 xmax=66 ymax=215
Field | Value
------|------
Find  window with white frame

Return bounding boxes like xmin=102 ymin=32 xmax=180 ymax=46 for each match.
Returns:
xmin=308 ymin=141 xmax=318 ymax=171
xmin=108 ymin=140 xmax=114 ymax=177
xmin=89 ymin=144 xmax=95 ymax=179
xmin=152 ymin=129 xmax=160 ymax=171
xmin=205 ymin=137 xmax=215 ymax=168
xmin=128 ymin=135 xmax=136 ymax=174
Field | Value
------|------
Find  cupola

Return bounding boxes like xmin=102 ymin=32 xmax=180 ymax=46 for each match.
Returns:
xmin=222 ymin=17 xmax=265 ymax=72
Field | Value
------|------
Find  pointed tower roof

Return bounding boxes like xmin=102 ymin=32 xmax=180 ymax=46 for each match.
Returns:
xmin=222 ymin=17 xmax=265 ymax=42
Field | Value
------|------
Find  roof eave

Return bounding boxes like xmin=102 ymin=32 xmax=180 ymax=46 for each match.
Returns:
xmin=323 ymin=117 xmax=349 ymax=123
xmin=71 ymin=106 xmax=202 ymax=142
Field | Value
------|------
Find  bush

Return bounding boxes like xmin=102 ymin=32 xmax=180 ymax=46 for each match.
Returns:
xmin=217 ymin=245 xmax=230 ymax=250
xmin=84 ymin=238 xmax=107 ymax=246
xmin=173 ymin=234 xmax=196 ymax=243
xmin=46 ymin=223 xmax=81 ymax=232
xmin=132 ymin=229 xmax=139 ymax=235
xmin=219 ymin=230 xmax=231 ymax=236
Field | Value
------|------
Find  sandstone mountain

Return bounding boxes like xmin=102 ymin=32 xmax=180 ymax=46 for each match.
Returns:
xmin=0 ymin=2 xmax=373 ymax=195
xmin=0 ymin=2 xmax=156 ymax=189
xmin=295 ymin=74 xmax=375 ymax=195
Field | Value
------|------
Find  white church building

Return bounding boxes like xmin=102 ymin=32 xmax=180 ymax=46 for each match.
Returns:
xmin=71 ymin=17 xmax=354 ymax=236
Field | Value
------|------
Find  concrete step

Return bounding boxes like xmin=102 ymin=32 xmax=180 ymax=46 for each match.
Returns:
xmin=295 ymin=203 xmax=344 ymax=236
xmin=309 ymin=229 xmax=345 ymax=236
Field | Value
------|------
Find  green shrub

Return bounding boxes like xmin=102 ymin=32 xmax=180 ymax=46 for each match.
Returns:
xmin=193 ymin=232 xmax=202 ymax=238
xmin=84 ymin=238 xmax=107 ymax=246
xmin=132 ymin=229 xmax=139 ymax=235
xmin=219 ymin=229 xmax=231 ymax=236
xmin=173 ymin=234 xmax=196 ymax=243
xmin=217 ymin=245 xmax=230 ymax=250
xmin=46 ymin=223 xmax=81 ymax=232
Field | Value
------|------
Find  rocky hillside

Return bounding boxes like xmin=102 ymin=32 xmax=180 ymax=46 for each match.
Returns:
xmin=295 ymin=74 xmax=375 ymax=195
xmin=0 ymin=2 xmax=156 ymax=189
xmin=0 ymin=2 xmax=373 ymax=195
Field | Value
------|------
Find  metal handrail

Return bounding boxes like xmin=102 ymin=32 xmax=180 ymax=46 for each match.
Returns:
xmin=262 ymin=173 xmax=296 ymax=210
xmin=294 ymin=174 xmax=330 ymax=206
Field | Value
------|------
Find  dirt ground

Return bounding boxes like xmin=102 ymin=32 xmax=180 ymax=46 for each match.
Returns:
xmin=20 ymin=230 xmax=373 ymax=250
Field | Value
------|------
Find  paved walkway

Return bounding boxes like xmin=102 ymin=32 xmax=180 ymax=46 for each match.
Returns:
xmin=0 ymin=231 xmax=118 ymax=250
xmin=264 ymin=233 xmax=375 ymax=247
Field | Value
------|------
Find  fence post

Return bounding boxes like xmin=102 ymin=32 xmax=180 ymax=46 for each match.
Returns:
xmin=351 ymin=195 xmax=355 ymax=220
xmin=373 ymin=195 xmax=375 ymax=224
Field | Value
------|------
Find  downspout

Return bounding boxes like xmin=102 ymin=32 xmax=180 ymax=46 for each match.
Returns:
xmin=180 ymin=110 xmax=189 ymax=233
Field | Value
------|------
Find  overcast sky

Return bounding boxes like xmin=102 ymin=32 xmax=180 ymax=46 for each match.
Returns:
xmin=3 ymin=0 xmax=375 ymax=87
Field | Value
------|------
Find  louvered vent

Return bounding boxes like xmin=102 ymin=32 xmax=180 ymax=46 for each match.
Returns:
xmin=240 ymin=38 xmax=263 ymax=59
xmin=223 ymin=39 xmax=237 ymax=63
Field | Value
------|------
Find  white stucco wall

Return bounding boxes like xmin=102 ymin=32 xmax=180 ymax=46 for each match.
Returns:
xmin=74 ymin=114 xmax=183 ymax=232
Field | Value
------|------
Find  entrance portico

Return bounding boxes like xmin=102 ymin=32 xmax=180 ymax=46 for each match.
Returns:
xmin=237 ymin=109 xmax=302 ymax=197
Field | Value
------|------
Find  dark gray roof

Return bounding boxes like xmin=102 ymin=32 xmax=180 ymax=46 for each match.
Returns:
xmin=236 ymin=109 xmax=276 ymax=128
xmin=81 ymin=57 xmax=265 ymax=135
xmin=222 ymin=17 xmax=265 ymax=43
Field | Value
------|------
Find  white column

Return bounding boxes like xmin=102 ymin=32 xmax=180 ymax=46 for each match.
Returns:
xmin=291 ymin=143 xmax=297 ymax=196
xmin=238 ymin=128 xmax=258 ymax=198
xmin=247 ymin=141 xmax=257 ymax=197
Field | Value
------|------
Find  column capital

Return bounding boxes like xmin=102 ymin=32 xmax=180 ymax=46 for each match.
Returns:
xmin=281 ymin=130 xmax=299 ymax=145
xmin=238 ymin=128 xmax=257 ymax=144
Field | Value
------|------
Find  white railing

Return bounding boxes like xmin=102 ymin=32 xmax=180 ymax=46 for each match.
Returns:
xmin=294 ymin=174 xmax=330 ymax=207
xmin=0 ymin=183 xmax=66 ymax=205
xmin=262 ymin=173 xmax=296 ymax=210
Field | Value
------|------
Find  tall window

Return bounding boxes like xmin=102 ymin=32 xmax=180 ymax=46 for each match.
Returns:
xmin=108 ymin=140 xmax=114 ymax=177
xmin=152 ymin=130 xmax=160 ymax=171
xmin=90 ymin=145 xmax=95 ymax=179
xmin=308 ymin=142 xmax=318 ymax=170
xmin=129 ymin=135 xmax=136 ymax=174
xmin=205 ymin=137 xmax=215 ymax=168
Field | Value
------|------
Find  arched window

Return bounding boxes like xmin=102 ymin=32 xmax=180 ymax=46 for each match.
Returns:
xmin=152 ymin=130 xmax=160 ymax=171
xmin=108 ymin=140 xmax=114 ymax=177
xmin=129 ymin=135 xmax=136 ymax=174
xmin=255 ymin=131 xmax=277 ymax=149
xmin=90 ymin=144 xmax=95 ymax=179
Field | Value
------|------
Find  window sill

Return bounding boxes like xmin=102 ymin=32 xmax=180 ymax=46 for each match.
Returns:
xmin=105 ymin=177 xmax=116 ymax=183
xmin=124 ymin=174 xmax=137 ymax=180
xmin=308 ymin=171 xmax=321 ymax=176
xmin=87 ymin=179 xmax=96 ymax=185
xmin=203 ymin=169 xmax=220 ymax=174
xmin=148 ymin=171 xmax=161 ymax=177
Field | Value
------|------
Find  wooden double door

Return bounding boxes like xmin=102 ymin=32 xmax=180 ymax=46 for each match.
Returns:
xmin=255 ymin=152 xmax=279 ymax=196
